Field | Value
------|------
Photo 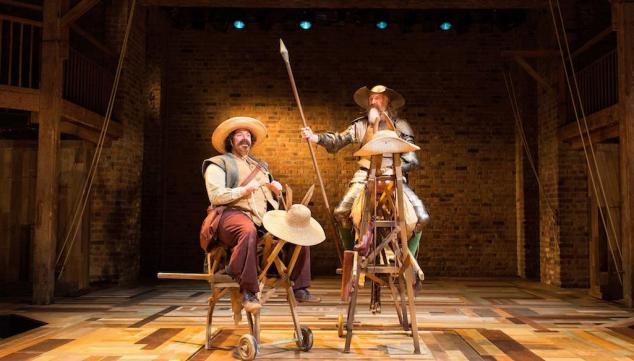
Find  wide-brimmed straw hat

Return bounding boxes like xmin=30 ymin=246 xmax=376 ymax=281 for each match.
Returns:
xmin=263 ymin=204 xmax=326 ymax=246
xmin=354 ymin=130 xmax=420 ymax=157
xmin=211 ymin=116 xmax=267 ymax=153
xmin=353 ymin=85 xmax=405 ymax=110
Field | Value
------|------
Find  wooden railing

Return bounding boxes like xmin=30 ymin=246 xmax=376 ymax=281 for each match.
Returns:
xmin=63 ymin=48 xmax=114 ymax=115
xmin=0 ymin=14 xmax=115 ymax=116
xmin=567 ymin=49 xmax=618 ymax=121
xmin=0 ymin=14 xmax=42 ymax=89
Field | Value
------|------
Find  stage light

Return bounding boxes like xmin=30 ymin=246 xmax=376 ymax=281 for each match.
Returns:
xmin=233 ymin=20 xmax=246 ymax=29
xmin=440 ymin=21 xmax=453 ymax=31
xmin=376 ymin=21 xmax=388 ymax=30
xmin=299 ymin=20 xmax=312 ymax=30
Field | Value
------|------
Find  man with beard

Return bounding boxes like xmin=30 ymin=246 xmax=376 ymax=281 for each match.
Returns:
xmin=203 ymin=117 xmax=320 ymax=313
xmin=301 ymin=85 xmax=429 ymax=255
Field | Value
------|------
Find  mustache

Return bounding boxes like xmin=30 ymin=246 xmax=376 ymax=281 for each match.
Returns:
xmin=237 ymin=139 xmax=251 ymax=146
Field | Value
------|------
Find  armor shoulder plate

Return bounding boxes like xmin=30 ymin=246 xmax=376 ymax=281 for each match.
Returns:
xmin=350 ymin=115 xmax=366 ymax=125
xmin=395 ymin=118 xmax=414 ymax=137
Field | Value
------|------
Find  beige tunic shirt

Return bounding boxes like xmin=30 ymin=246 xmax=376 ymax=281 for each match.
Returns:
xmin=204 ymin=153 xmax=277 ymax=226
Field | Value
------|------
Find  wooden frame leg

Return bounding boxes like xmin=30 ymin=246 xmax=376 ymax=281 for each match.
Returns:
xmin=388 ymin=276 xmax=404 ymax=326
xmin=344 ymin=265 xmax=360 ymax=353
xmin=286 ymin=285 xmax=304 ymax=347
xmin=397 ymin=275 xmax=410 ymax=331
xmin=246 ymin=310 xmax=261 ymax=344
xmin=403 ymin=268 xmax=421 ymax=354
xmin=206 ymin=294 xmax=217 ymax=350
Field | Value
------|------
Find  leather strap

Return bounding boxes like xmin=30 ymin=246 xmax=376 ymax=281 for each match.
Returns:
xmin=239 ymin=160 xmax=266 ymax=187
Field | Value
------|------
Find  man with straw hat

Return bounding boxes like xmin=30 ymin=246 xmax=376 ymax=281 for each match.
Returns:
xmin=301 ymin=85 xmax=430 ymax=255
xmin=203 ymin=117 xmax=319 ymax=312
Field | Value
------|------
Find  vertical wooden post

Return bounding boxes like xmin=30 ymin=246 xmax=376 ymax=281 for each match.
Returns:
xmin=32 ymin=0 xmax=64 ymax=304
xmin=516 ymin=119 xmax=525 ymax=278
xmin=615 ymin=1 xmax=634 ymax=306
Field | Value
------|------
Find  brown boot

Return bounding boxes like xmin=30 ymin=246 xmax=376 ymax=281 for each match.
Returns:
xmin=294 ymin=288 xmax=321 ymax=303
xmin=242 ymin=290 xmax=262 ymax=313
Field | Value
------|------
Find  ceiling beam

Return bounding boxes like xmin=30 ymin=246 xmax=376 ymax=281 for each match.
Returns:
xmin=61 ymin=0 xmax=101 ymax=28
xmin=139 ymin=0 xmax=546 ymax=9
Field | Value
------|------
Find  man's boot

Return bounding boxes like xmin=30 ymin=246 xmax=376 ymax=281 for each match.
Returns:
xmin=242 ymin=290 xmax=262 ymax=313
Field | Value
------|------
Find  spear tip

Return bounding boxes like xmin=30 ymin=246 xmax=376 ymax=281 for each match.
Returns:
xmin=279 ymin=38 xmax=289 ymax=61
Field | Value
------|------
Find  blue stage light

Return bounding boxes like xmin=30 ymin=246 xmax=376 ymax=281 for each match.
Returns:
xmin=376 ymin=21 xmax=388 ymax=30
xmin=440 ymin=22 xmax=453 ymax=31
xmin=299 ymin=20 xmax=312 ymax=30
xmin=233 ymin=20 xmax=246 ymax=29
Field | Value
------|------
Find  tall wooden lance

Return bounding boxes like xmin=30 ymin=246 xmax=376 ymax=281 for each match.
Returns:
xmin=279 ymin=39 xmax=343 ymax=265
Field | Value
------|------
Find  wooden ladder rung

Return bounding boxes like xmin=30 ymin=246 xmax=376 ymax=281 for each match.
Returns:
xmin=157 ymin=272 xmax=237 ymax=286
xmin=375 ymin=220 xmax=396 ymax=228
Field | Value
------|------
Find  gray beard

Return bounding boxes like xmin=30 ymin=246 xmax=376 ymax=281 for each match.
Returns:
xmin=367 ymin=107 xmax=396 ymax=125
xmin=367 ymin=107 xmax=381 ymax=125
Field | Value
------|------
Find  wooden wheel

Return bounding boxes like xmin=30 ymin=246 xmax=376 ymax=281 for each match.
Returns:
xmin=295 ymin=326 xmax=314 ymax=351
xmin=238 ymin=334 xmax=258 ymax=361
xmin=337 ymin=312 xmax=345 ymax=338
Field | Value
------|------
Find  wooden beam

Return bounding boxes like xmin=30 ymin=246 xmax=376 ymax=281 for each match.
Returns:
xmin=0 ymin=14 xmax=42 ymax=27
xmin=572 ymin=27 xmax=613 ymax=58
xmin=61 ymin=100 xmax=122 ymax=138
xmin=566 ymin=124 xmax=619 ymax=150
xmin=59 ymin=120 xmax=110 ymax=145
xmin=557 ymin=105 xmax=620 ymax=142
xmin=60 ymin=0 xmax=100 ymax=28
xmin=10 ymin=90 xmax=124 ymax=140
xmin=0 ymin=84 xmax=39 ymax=111
xmin=615 ymin=1 xmax=634 ymax=307
xmin=514 ymin=56 xmax=555 ymax=93
xmin=140 ymin=0 xmax=547 ymax=8
xmin=70 ymin=24 xmax=115 ymax=60
xmin=0 ymin=0 xmax=42 ymax=11
xmin=500 ymin=50 xmax=560 ymax=58
xmin=31 ymin=113 xmax=117 ymax=144
xmin=33 ymin=0 xmax=65 ymax=305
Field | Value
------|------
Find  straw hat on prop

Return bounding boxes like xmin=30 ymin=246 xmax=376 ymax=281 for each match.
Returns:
xmin=263 ymin=204 xmax=326 ymax=246
xmin=211 ymin=116 xmax=267 ymax=153
xmin=354 ymin=130 xmax=420 ymax=157
xmin=353 ymin=85 xmax=405 ymax=110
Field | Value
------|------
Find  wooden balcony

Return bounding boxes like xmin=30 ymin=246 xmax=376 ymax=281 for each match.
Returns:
xmin=0 ymin=14 xmax=121 ymax=143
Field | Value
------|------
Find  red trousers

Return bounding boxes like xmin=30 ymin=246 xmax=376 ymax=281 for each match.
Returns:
xmin=217 ymin=209 xmax=311 ymax=293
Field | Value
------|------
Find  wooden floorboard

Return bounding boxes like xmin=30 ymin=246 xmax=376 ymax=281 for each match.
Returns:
xmin=0 ymin=277 xmax=633 ymax=360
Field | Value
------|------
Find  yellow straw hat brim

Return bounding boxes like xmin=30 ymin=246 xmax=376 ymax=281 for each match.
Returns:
xmin=354 ymin=130 xmax=420 ymax=157
xmin=263 ymin=210 xmax=326 ymax=247
xmin=211 ymin=116 xmax=267 ymax=153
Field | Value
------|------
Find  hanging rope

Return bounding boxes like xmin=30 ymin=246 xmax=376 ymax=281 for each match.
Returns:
xmin=56 ymin=0 xmax=137 ymax=279
xmin=503 ymin=71 xmax=559 ymax=227
xmin=548 ymin=0 xmax=623 ymax=284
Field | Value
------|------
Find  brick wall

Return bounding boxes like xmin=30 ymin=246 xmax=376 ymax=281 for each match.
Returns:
xmin=536 ymin=1 xmax=592 ymax=287
xmin=89 ymin=0 xmax=146 ymax=284
xmin=512 ymin=38 xmax=541 ymax=279
xmin=140 ymin=8 xmax=169 ymax=280
xmin=146 ymin=15 xmax=526 ymax=277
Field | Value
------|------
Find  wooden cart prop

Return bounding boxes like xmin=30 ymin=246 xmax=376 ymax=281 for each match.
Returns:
xmin=158 ymin=186 xmax=322 ymax=361
xmin=338 ymin=128 xmax=425 ymax=354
